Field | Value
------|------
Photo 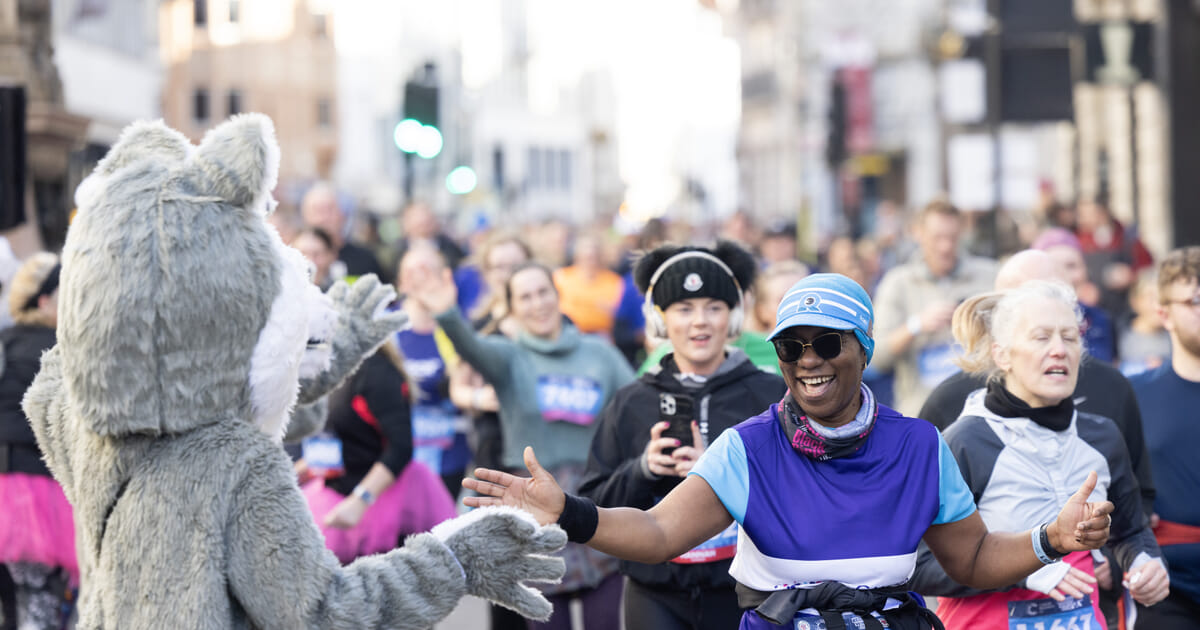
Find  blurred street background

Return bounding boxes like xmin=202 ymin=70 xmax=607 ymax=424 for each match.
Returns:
xmin=3 ymin=0 xmax=1199 ymax=261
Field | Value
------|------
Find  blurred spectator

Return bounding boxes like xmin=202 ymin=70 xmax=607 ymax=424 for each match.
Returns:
xmin=872 ymin=200 xmax=997 ymax=416
xmin=1076 ymin=196 xmax=1154 ymax=323
xmin=757 ymin=220 xmax=797 ymax=266
xmin=291 ymin=227 xmax=339 ymax=291
xmin=300 ymin=182 xmax=386 ymax=282
xmin=1118 ymin=270 xmax=1171 ymax=377
xmin=1129 ymin=246 xmax=1200 ymax=628
xmin=824 ymin=236 xmax=871 ymax=291
xmin=533 ymin=219 xmax=573 ymax=269
xmin=1033 ymin=228 xmax=1117 ymax=363
xmin=395 ymin=200 xmax=467 ymax=270
xmin=394 ymin=242 xmax=473 ymax=499
xmin=0 ymin=253 xmax=76 ymax=630
xmin=721 ymin=210 xmax=758 ymax=249
xmin=448 ymin=230 xmax=533 ymax=630
xmin=407 ymin=260 xmax=634 ymax=630
xmin=612 ymin=219 xmax=670 ymax=367
xmin=554 ymin=233 xmax=625 ymax=339
xmin=746 ymin=260 xmax=810 ymax=335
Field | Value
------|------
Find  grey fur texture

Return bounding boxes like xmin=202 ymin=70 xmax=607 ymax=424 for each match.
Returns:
xmin=433 ymin=507 xmax=567 ymax=620
xmin=25 ymin=115 xmax=561 ymax=629
xmin=296 ymin=276 xmax=407 ymax=406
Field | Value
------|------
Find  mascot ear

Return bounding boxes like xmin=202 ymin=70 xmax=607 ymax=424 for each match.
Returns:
xmin=76 ymin=120 xmax=191 ymax=210
xmin=193 ymin=113 xmax=281 ymax=210
xmin=94 ymin=119 xmax=191 ymax=175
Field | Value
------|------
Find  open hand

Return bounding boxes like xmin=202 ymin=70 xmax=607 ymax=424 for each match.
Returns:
xmin=1049 ymin=471 xmax=1114 ymax=553
xmin=463 ymin=447 xmax=566 ymax=526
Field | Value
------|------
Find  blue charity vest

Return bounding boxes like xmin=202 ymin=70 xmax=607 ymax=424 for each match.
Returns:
xmin=729 ymin=404 xmax=944 ymax=594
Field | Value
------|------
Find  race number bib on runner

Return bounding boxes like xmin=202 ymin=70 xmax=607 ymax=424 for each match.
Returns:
xmin=1007 ymin=595 xmax=1098 ymax=630
xmin=301 ymin=433 xmax=344 ymax=477
xmin=536 ymin=375 xmax=604 ymax=425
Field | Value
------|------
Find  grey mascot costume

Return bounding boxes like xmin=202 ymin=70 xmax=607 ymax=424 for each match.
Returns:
xmin=23 ymin=114 xmax=565 ymax=629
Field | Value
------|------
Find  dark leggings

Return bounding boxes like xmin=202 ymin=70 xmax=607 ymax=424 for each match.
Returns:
xmin=622 ymin=578 xmax=743 ymax=630
xmin=526 ymin=572 xmax=623 ymax=630
xmin=1136 ymin=590 xmax=1200 ymax=629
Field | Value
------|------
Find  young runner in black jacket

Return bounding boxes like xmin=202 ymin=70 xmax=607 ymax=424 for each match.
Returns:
xmin=577 ymin=242 xmax=786 ymax=630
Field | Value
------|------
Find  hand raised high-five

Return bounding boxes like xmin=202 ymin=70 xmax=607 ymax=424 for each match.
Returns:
xmin=1048 ymin=471 xmax=1114 ymax=553
xmin=463 ymin=447 xmax=567 ymax=527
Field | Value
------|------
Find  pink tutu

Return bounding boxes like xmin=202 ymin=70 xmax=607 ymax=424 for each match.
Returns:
xmin=303 ymin=461 xmax=457 ymax=564
xmin=0 ymin=472 xmax=78 ymax=580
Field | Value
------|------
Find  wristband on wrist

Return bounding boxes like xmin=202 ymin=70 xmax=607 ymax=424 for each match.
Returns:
xmin=556 ymin=493 xmax=599 ymax=544
xmin=352 ymin=485 xmax=376 ymax=506
xmin=1031 ymin=522 xmax=1067 ymax=564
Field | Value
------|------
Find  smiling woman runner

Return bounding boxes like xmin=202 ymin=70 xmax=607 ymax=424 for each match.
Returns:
xmin=464 ymin=273 xmax=1117 ymax=630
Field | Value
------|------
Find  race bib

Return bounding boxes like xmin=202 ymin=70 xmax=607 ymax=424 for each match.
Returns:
xmin=536 ymin=375 xmax=604 ymax=425
xmin=917 ymin=342 xmax=960 ymax=388
xmin=301 ymin=433 xmax=344 ymax=477
xmin=1007 ymin=595 xmax=1098 ymax=630
xmin=792 ymin=610 xmax=891 ymax=629
xmin=671 ymin=521 xmax=738 ymax=564
xmin=413 ymin=404 xmax=458 ymax=473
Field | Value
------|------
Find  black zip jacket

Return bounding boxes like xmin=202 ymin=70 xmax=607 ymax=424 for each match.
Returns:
xmin=0 ymin=324 xmax=56 ymax=476
xmin=578 ymin=350 xmax=786 ymax=590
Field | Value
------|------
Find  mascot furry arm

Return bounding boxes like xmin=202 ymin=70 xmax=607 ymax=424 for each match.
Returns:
xmin=24 ymin=114 xmax=564 ymax=629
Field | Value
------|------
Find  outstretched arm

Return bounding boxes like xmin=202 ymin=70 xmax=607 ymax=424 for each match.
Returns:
xmin=923 ymin=471 xmax=1114 ymax=591
xmin=22 ymin=346 xmax=74 ymax=488
xmin=297 ymin=276 xmax=408 ymax=405
xmin=464 ymin=446 xmax=734 ymax=564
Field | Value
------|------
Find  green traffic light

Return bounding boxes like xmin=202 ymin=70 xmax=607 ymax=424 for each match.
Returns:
xmin=446 ymin=166 xmax=477 ymax=194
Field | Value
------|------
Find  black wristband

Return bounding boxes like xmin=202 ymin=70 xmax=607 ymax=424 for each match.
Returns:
xmin=556 ymin=493 xmax=598 ymax=544
xmin=1039 ymin=522 xmax=1068 ymax=561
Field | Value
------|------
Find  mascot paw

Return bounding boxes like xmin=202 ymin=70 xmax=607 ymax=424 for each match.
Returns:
xmin=328 ymin=274 xmax=408 ymax=359
xmin=432 ymin=506 xmax=566 ymax=621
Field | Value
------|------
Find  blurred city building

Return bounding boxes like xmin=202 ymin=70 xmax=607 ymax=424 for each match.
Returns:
xmin=333 ymin=0 xmax=623 ymax=231
xmin=707 ymin=0 xmax=1193 ymax=257
xmin=159 ymin=0 xmax=338 ymax=199
xmin=0 ymin=0 xmax=90 ymax=255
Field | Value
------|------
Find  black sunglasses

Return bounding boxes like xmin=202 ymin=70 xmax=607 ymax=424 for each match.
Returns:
xmin=772 ymin=332 xmax=845 ymax=363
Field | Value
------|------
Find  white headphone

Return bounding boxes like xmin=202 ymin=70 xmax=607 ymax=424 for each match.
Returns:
xmin=641 ymin=250 xmax=745 ymax=340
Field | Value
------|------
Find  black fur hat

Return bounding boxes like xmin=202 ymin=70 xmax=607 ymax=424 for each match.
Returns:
xmin=634 ymin=240 xmax=757 ymax=309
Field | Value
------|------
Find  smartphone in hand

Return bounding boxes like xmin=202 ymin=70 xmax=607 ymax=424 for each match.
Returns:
xmin=658 ymin=393 xmax=695 ymax=456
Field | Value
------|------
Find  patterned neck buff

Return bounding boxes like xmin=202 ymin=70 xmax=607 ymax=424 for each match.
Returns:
xmin=778 ymin=384 xmax=878 ymax=461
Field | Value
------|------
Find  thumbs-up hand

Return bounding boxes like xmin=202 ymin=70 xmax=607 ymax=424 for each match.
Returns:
xmin=1049 ymin=471 xmax=1114 ymax=553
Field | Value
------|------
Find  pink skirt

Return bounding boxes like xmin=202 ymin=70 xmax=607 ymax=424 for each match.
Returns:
xmin=303 ymin=461 xmax=457 ymax=564
xmin=0 ymin=472 xmax=78 ymax=580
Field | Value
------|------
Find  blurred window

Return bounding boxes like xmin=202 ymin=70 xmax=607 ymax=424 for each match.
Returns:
xmin=227 ymin=90 xmax=242 ymax=117
xmin=317 ymin=98 xmax=332 ymax=128
xmin=193 ymin=88 xmax=210 ymax=124
xmin=194 ymin=0 xmax=207 ymax=26
xmin=228 ymin=0 xmax=239 ymax=23
xmin=559 ymin=149 xmax=572 ymax=190
xmin=528 ymin=147 xmax=542 ymax=189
